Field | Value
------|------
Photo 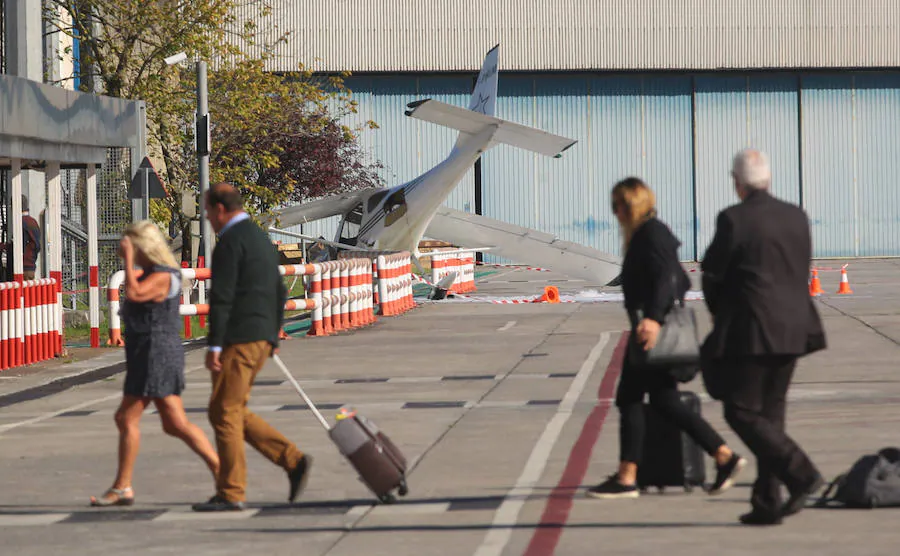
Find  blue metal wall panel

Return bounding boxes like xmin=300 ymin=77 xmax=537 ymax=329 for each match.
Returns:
xmin=359 ymin=76 xmax=421 ymax=189
xmin=854 ymin=73 xmax=900 ymax=256
xmin=695 ymin=75 xmax=801 ymax=258
xmin=534 ymin=77 xmax=593 ymax=252
xmin=748 ymin=76 xmax=801 ymax=206
xmin=586 ymin=76 xmax=644 ymax=258
xmin=642 ymin=76 xmax=695 ymax=260
xmin=482 ymin=76 xmax=537 ymax=263
xmin=482 ymin=75 xmax=693 ymax=262
xmin=801 ymin=75 xmax=856 ymax=257
xmin=344 ymin=76 xmax=474 ymax=214
xmin=694 ymin=76 xmax=749 ymax=257
xmin=301 ymin=70 xmax=900 ymax=262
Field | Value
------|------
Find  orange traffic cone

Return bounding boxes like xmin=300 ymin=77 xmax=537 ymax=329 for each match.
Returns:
xmin=809 ymin=268 xmax=824 ymax=296
xmin=837 ymin=266 xmax=853 ymax=294
xmin=534 ymin=285 xmax=560 ymax=304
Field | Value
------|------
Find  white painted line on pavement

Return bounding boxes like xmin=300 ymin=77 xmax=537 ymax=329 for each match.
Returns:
xmin=497 ymin=321 xmax=517 ymax=332
xmin=152 ymin=507 xmax=261 ymax=522
xmin=0 ymin=365 xmax=206 ymax=437
xmin=473 ymin=331 xmax=611 ymax=556
xmin=389 ymin=376 xmax=442 ymax=384
xmin=0 ymin=393 xmax=121 ymax=436
xmin=369 ymin=502 xmax=450 ymax=516
xmin=0 ymin=513 xmax=70 ymax=526
xmin=477 ymin=401 xmax=531 ymax=409
xmin=480 ymin=268 xmax=522 ymax=282
xmin=0 ymin=351 xmax=126 ymax=392
xmin=344 ymin=505 xmax=370 ymax=520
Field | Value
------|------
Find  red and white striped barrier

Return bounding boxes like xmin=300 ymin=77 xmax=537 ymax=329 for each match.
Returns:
xmin=0 ymin=281 xmax=22 ymax=370
xmin=376 ymin=251 xmax=415 ymax=316
xmin=283 ymin=260 xmax=374 ymax=337
xmin=429 ymin=250 xmax=476 ymax=293
xmin=0 ymin=279 xmax=61 ymax=370
xmin=338 ymin=250 xmax=416 ymax=317
xmin=107 ymin=260 xmax=377 ymax=345
xmin=107 ymin=267 xmax=212 ymax=346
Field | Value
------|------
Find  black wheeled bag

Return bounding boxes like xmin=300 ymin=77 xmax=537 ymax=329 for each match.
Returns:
xmin=273 ymin=355 xmax=409 ymax=504
xmin=636 ymin=391 xmax=707 ymax=493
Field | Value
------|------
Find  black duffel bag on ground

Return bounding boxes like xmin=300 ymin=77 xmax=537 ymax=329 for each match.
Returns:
xmin=815 ymin=447 xmax=900 ymax=509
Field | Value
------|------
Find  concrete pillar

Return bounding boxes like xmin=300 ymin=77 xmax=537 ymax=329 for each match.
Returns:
xmin=46 ymin=162 xmax=64 ymax=355
xmin=4 ymin=0 xmax=43 ymax=79
xmin=9 ymin=159 xmax=23 ymax=281
xmin=5 ymin=0 xmax=47 ymax=277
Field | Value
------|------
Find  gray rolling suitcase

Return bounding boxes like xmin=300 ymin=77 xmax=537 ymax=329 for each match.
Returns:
xmin=273 ymin=355 xmax=409 ymax=504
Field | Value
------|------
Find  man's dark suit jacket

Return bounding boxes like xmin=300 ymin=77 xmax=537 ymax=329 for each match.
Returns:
xmin=208 ymin=218 xmax=287 ymax=350
xmin=701 ymin=189 xmax=826 ymax=359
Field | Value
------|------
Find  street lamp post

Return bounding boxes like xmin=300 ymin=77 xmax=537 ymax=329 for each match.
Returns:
xmin=196 ymin=60 xmax=212 ymax=268
xmin=165 ymin=52 xmax=212 ymax=268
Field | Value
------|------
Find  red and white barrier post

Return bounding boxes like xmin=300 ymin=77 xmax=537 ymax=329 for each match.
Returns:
xmin=0 ymin=279 xmax=60 ymax=370
xmin=87 ymin=165 xmax=101 ymax=348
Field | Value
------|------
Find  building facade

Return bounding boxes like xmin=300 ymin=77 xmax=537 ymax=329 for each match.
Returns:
xmin=249 ymin=1 xmax=900 ymax=260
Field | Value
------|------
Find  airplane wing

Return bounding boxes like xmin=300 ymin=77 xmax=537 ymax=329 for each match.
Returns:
xmin=424 ymin=207 xmax=621 ymax=286
xmin=270 ymin=188 xmax=379 ymax=228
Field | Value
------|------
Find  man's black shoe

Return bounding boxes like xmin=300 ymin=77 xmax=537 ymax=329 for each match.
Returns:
xmin=782 ymin=474 xmax=826 ymax=517
xmin=739 ymin=510 xmax=783 ymax=526
xmin=288 ymin=454 xmax=313 ymax=503
xmin=192 ymin=495 xmax=246 ymax=512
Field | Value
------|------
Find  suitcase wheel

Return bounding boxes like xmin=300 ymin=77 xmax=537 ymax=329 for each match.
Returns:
xmin=378 ymin=493 xmax=397 ymax=505
xmin=398 ymin=479 xmax=409 ymax=497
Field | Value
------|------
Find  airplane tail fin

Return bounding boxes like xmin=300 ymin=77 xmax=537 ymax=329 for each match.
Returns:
xmin=467 ymin=44 xmax=499 ymax=117
xmin=404 ymin=44 xmax=576 ymax=157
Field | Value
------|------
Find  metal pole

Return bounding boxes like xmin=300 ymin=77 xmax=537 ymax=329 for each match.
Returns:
xmin=132 ymin=101 xmax=147 ymax=223
xmin=142 ymin=168 xmax=150 ymax=220
xmin=197 ymin=60 xmax=212 ymax=268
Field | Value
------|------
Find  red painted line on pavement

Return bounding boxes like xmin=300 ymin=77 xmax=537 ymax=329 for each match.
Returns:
xmin=523 ymin=330 xmax=628 ymax=556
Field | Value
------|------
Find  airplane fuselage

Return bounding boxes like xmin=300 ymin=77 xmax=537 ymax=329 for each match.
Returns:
xmin=336 ymin=125 xmax=498 ymax=257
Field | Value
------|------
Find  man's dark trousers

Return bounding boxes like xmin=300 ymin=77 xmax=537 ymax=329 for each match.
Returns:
xmin=723 ymin=355 xmax=820 ymax=515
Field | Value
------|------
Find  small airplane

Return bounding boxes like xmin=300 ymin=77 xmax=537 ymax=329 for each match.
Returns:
xmin=270 ymin=44 xmax=622 ymax=286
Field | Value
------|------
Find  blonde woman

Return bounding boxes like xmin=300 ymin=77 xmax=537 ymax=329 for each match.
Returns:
xmin=90 ymin=221 xmax=219 ymax=506
xmin=586 ymin=177 xmax=745 ymax=499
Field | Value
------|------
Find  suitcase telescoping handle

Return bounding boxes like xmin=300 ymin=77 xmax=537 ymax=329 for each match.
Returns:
xmin=272 ymin=354 xmax=332 ymax=431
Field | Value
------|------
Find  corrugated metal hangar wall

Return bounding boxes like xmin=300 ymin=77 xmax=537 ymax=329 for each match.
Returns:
xmin=255 ymin=1 xmax=900 ymax=261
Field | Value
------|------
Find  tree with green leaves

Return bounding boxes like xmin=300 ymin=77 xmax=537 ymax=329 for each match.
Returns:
xmin=43 ymin=0 xmax=384 ymax=261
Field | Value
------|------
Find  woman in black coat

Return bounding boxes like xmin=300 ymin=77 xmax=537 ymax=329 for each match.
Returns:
xmin=586 ymin=177 xmax=745 ymax=499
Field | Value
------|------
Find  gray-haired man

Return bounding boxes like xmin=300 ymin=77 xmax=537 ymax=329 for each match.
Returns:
xmin=701 ymin=148 xmax=826 ymax=525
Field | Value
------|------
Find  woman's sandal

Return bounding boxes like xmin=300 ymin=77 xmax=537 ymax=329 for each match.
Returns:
xmin=90 ymin=487 xmax=135 ymax=507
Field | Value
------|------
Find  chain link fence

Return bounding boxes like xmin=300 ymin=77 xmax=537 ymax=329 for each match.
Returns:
xmin=57 ymin=148 xmax=134 ymax=311
xmin=0 ymin=151 xmax=132 ymax=313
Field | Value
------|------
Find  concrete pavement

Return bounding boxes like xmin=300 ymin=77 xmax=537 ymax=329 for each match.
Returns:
xmin=0 ymin=259 xmax=898 ymax=555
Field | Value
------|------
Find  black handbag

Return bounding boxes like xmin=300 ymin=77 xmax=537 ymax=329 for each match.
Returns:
xmin=629 ymin=275 xmax=701 ymax=373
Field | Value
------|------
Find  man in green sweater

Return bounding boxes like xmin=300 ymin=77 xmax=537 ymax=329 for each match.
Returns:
xmin=193 ymin=183 xmax=312 ymax=512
